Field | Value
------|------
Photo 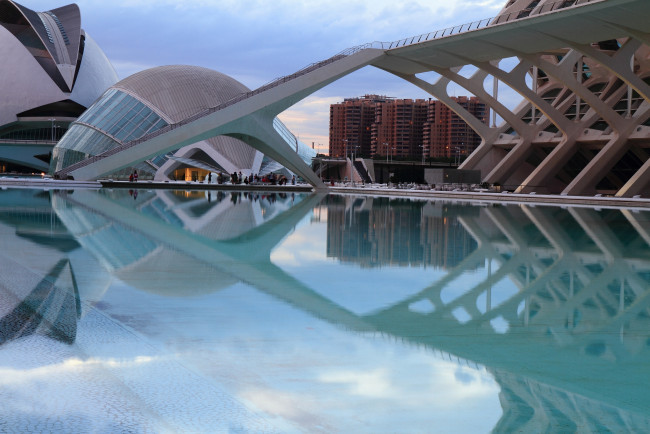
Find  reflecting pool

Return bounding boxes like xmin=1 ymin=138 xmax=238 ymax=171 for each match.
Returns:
xmin=1 ymin=187 xmax=649 ymax=432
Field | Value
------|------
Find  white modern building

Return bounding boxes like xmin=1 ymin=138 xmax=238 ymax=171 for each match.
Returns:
xmin=50 ymin=65 xmax=316 ymax=181
xmin=457 ymin=0 xmax=650 ymax=196
xmin=0 ymin=0 xmax=117 ymax=171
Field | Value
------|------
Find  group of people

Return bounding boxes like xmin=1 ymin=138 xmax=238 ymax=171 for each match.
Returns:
xmin=207 ymin=171 xmax=297 ymax=186
xmin=126 ymin=168 xmax=300 ymax=185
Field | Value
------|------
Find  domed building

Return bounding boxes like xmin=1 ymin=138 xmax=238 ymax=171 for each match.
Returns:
xmin=0 ymin=0 xmax=117 ymax=172
xmin=51 ymin=65 xmax=316 ymax=181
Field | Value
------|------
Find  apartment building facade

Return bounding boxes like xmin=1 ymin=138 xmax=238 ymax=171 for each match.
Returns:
xmin=330 ymin=95 xmax=488 ymax=160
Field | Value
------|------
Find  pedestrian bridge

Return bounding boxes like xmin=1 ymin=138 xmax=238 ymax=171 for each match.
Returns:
xmin=55 ymin=0 xmax=650 ymax=195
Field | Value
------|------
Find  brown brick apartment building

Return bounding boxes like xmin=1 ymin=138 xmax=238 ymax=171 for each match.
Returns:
xmin=329 ymin=95 xmax=488 ymax=160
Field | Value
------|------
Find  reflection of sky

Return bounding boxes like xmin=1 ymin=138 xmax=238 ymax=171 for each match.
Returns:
xmin=439 ymin=258 xmax=520 ymax=331
xmin=271 ymin=211 xmax=448 ymax=316
xmin=0 ymin=254 xmax=502 ymax=432
xmin=90 ymin=280 xmax=502 ymax=432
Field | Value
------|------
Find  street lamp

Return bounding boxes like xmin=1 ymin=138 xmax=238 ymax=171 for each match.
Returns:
xmin=343 ymin=139 xmax=349 ymax=183
xmin=350 ymin=143 xmax=354 ymax=185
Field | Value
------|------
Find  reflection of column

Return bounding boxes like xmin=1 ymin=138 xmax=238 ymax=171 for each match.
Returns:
xmin=486 ymin=259 xmax=491 ymax=312
xmin=55 ymin=191 xmax=375 ymax=332
xmin=524 ymin=265 xmax=529 ymax=326
xmin=621 ymin=209 xmax=650 ymax=248
xmin=569 ymin=208 xmax=647 ymax=297
xmin=458 ymin=212 xmax=575 ymax=327
xmin=0 ymin=259 xmax=79 ymax=346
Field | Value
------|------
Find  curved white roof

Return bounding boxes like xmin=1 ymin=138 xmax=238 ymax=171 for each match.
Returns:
xmin=0 ymin=1 xmax=117 ymax=126
xmin=102 ymin=65 xmax=259 ymax=172
xmin=113 ymin=65 xmax=250 ymax=123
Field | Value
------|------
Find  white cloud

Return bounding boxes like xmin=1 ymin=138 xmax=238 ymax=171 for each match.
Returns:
xmin=319 ymin=368 xmax=392 ymax=397
xmin=278 ymin=95 xmax=342 ymax=152
xmin=0 ymin=356 xmax=156 ymax=385
xmin=317 ymin=357 xmax=498 ymax=409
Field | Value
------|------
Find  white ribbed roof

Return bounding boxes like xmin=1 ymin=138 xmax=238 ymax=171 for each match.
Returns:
xmin=113 ymin=65 xmax=250 ymax=123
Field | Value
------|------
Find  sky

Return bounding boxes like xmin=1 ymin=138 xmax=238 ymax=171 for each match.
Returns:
xmin=23 ymin=0 xmax=509 ymax=153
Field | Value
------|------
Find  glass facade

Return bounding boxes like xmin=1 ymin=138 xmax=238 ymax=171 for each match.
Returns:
xmin=256 ymin=118 xmax=317 ymax=178
xmin=50 ymin=89 xmax=168 ymax=173
xmin=76 ymin=89 xmax=168 ymax=142
xmin=273 ymin=117 xmax=316 ymax=165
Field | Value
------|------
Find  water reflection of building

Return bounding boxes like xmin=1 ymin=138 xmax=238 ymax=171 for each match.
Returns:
xmin=58 ymin=191 xmax=650 ymax=432
xmin=4 ymin=188 xmax=650 ymax=432
xmin=324 ymin=195 xmax=478 ymax=269
xmin=0 ymin=189 xmax=110 ymax=346
xmin=52 ymin=189 xmax=309 ymax=297
xmin=361 ymin=203 xmax=650 ymax=432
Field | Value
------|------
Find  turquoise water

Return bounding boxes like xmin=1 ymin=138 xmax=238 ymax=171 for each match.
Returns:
xmin=0 ymin=188 xmax=649 ymax=432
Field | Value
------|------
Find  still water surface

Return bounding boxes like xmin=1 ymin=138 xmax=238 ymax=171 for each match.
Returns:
xmin=0 ymin=187 xmax=648 ymax=432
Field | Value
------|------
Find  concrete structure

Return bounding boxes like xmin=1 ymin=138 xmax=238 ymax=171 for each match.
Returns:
xmin=424 ymin=168 xmax=481 ymax=186
xmin=54 ymin=0 xmax=650 ymax=196
xmin=457 ymin=0 xmax=650 ymax=195
xmin=51 ymin=65 xmax=316 ymax=181
xmin=0 ymin=0 xmax=117 ymax=172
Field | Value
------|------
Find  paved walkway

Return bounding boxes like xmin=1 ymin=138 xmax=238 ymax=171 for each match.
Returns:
xmin=2 ymin=177 xmax=650 ymax=209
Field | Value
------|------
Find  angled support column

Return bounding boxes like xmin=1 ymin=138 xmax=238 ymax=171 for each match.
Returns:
xmin=563 ymin=132 xmax=628 ymax=195
xmin=426 ymin=48 xmax=566 ymax=183
xmin=385 ymin=70 xmax=495 ymax=139
xmin=514 ymin=51 xmax=624 ymax=193
xmin=552 ymin=38 xmax=650 ymax=195
xmin=225 ymin=114 xmax=327 ymax=188
xmin=618 ymin=154 xmax=650 ymax=197
xmin=468 ymin=58 xmax=575 ymax=184
xmin=567 ymin=38 xmax=650 ymax=101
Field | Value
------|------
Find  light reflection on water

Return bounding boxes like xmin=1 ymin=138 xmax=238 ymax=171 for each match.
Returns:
xmin=0 ymin=188 xmax=649 ymax=432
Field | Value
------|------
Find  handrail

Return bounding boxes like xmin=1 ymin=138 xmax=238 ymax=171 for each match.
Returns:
xmin=0 ymin=139 xmax=57 ymax=145
xmin=55 ymin=0 xmax=603 ymax=178
xmin=386 ymin=0 xmax=603 ymax=49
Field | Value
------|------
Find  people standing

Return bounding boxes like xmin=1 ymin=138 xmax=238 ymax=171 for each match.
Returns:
xmin=133 ymin=169 xmax=138 ymax=182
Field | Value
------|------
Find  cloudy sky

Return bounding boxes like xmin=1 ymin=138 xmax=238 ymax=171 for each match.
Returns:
xmin=25 ymin=0 xmax=507 ymax=153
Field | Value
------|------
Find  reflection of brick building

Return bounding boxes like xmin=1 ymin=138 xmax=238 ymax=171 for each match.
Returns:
xmin=324 ymin=196 xmax=478 ymax=269
xmin=329 ymin=95 xmax=488 ymax=160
